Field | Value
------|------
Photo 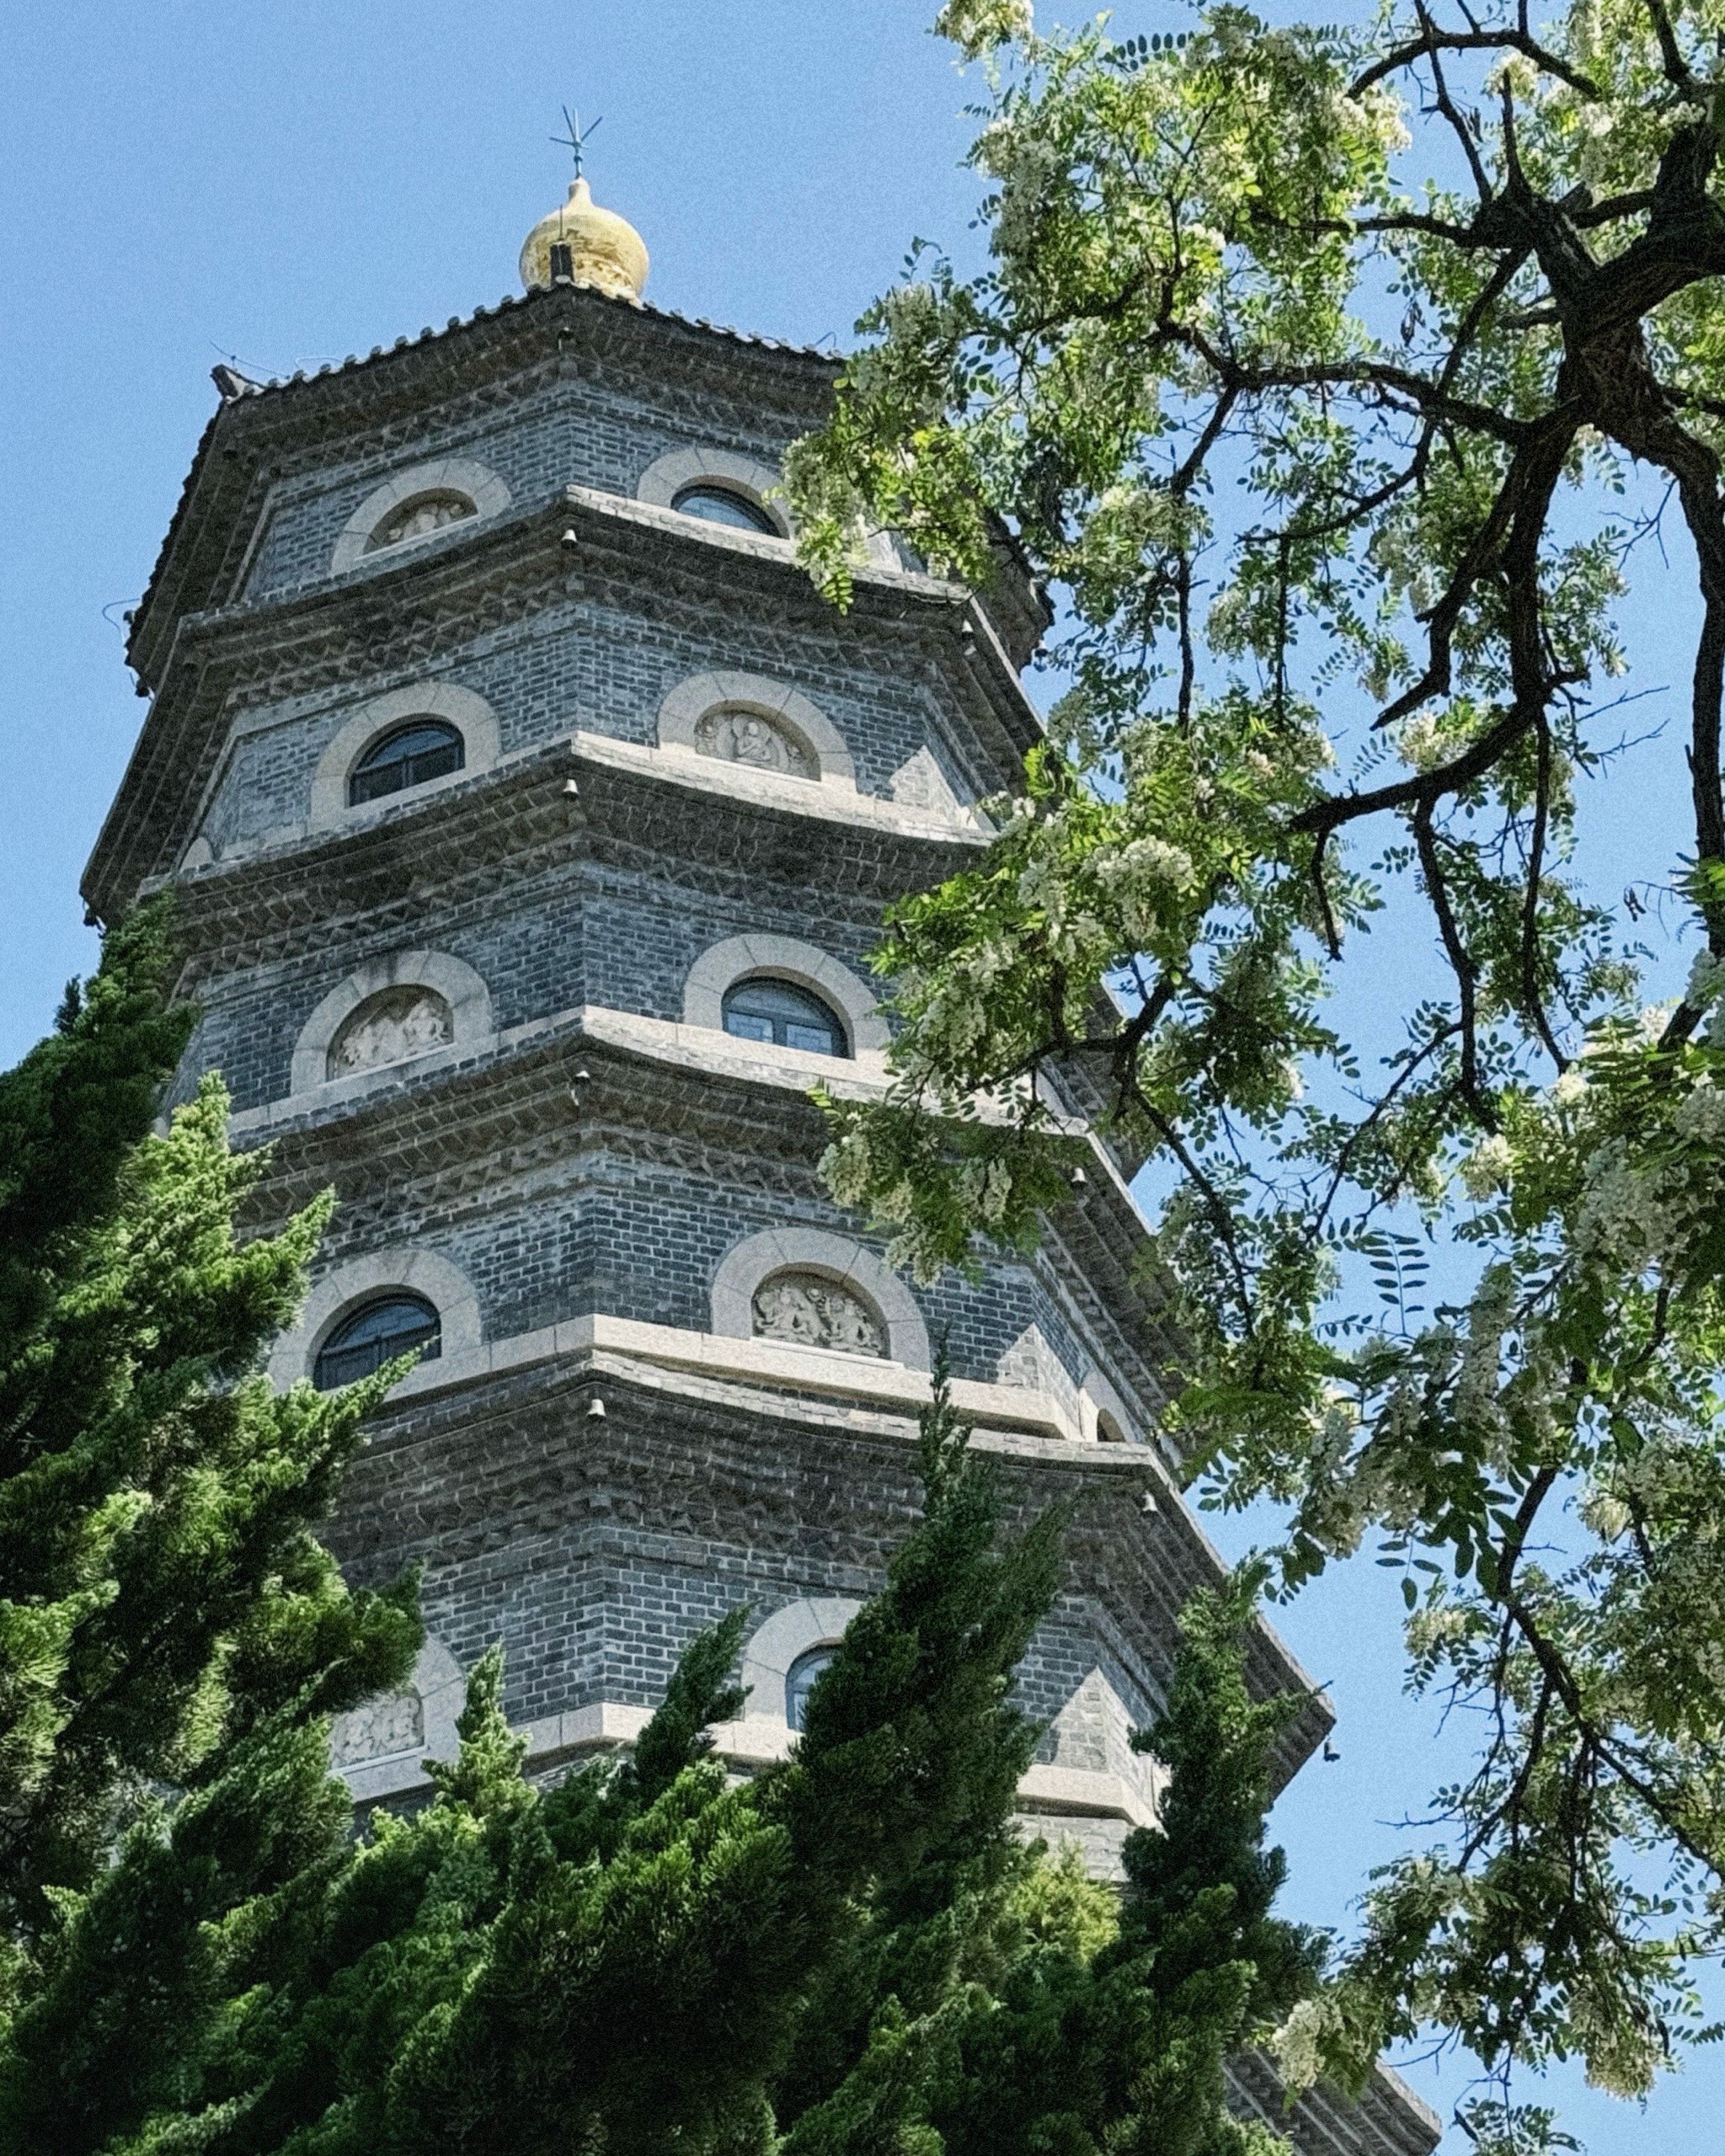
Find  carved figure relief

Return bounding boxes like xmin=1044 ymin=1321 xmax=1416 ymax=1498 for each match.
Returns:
xmin=752 ymin=1272 xmax=885 ymax=1358
xmin=693 ymin=705 xmax=815 ymax=779
xmin=327 ymin=988 xmax=454 ymax=1080
xmin=330 ymin=1688 xmax=425 ymax=1768
xmin=368 ymin=492 xmax=475 ymax=551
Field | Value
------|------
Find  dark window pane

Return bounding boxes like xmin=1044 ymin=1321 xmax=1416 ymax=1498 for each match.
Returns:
xmin=721 ymin=977 xmax=847 ymax=1059
xmin=349 ymin=721 xmax=465 ymax=806
xmin=313 ymin=1294 xmax=441 ymax=1391
xmin=671 ymin=484 xmax=777 ymax=535
xmin=786 ymin=1646 xmax=836 ymax=1732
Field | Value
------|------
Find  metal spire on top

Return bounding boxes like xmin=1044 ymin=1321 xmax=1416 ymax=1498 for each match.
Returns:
xmin=552 ymin=106 xmax=603 ymax=179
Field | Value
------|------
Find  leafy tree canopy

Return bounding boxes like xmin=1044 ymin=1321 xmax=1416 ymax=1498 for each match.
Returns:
xmin=787 ymin=0 xmax=1725 ymax=2134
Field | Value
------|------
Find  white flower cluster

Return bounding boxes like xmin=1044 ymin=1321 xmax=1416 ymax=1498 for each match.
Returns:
xmin=1674 ymin=1075 xmax=1725 ymax=1143
xmin=901 ymin=930 xmax=1022 ymax=1062
xmin=1268 ymin=1997 xmax=1334 ymax=2095
xmin=1007 ymin=834 xmax=1111 ymax=969
xmin=820 ymin=1129 xmax=874 ymax=1211
xmin=991 ymin=131 xmax=1065 ymax=262
xmin=934 ymin=0 xmax=1032 ymax=58
xmin=957 ymin=1153 xmax=1014 ymax=1226
xmin=1686 ymin=947 xmax=1725 ymax=1042
xmin=1397 ymin=712 xmax=1453 ymax=773
xmin=1405 ymin=1602 xmax=1473 ymax=1657
xmin=1459 ymin=1132 xmax=1513 ymax=1198
xmin=1571 ymin=1135 xmax=1676 ymax=1267
xmin=1092 ymin=835 xmax=1197 ymax=942
xmin=1454 ymin=1267 xmax=1514 ymax=1470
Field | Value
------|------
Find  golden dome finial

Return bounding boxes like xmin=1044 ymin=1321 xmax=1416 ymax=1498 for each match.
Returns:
xmin=521 ymin=109 xmax=649 ymax=303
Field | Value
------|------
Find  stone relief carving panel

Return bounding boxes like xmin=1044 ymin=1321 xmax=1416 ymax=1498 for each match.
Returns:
xmin=369 ymin=493 xmax=475 ymax=551
xmin=331 ymin=1688 xmax=425 ymax=1768
xmin=327 ymin=988 xmax=454 ymax=1080
xmin=693 ymin=705 xmax=815 ymax=779
xmin=752 ymin=1272 xmax=885 ymax=1358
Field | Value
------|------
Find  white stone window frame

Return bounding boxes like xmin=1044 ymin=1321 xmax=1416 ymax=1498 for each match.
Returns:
xmin=309 ymin=683 xmax=502 ymax=832
xmin=710 ymin=1227 xmax=931 ymax=1371
xmin=636 ymin=447 xmax=791 ymax=538
xmin=333 ymin=1636 xmax=467 ymax=1801
xmin=330 ymin=457 xmax=511 ymax=576
xmin=656 ymin=670 xmax=857 ymax=792
xmin=740 ymin=1598 xmax=862 ymax=1727
xmin=682 ymin=933 xmax=888 ymax=1058
xmin=290 ymin=950 xmax=494 ymax=1097
xmin=268 ymin=1246 xmax=483 ymax=1394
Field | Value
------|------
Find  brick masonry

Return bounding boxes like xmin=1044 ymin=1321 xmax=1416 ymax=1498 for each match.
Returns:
xmin=89 ymin=266 xmax=1440 ymax=2156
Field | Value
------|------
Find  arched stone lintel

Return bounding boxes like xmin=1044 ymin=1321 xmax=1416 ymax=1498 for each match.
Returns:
xmin=268 ymin=1246 xmax=483 ymax=1392
xmin=682 ymin=933 xmax=887 ymax=1054
xmin=308 ymin=682 xmax=502 ymax=830
xmin=655 ymin=670 xmax=855 ymax=790
xmin=330 ymin=456 xmax=510 ymax=575
xmin=709 ymin=1227 xmax=930 ymax=1371
xmin=289 ymin=950 xmax=493 ymax=1096
xmin=740 ymin=1598 xmax=862 ymax=1722
xmin=636 ymin=446 xmax=790 ymax=536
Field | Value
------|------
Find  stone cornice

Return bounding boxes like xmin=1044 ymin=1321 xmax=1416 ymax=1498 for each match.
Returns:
xmin=128 ymin=280 xmax=846 ymax=689
xmin=226 ymin=1003 xmax=1178 ymax=1442
xmin=335 ymin=1351 xmax=1332 ymax=1792
xmin=89 ymin=488 xmax=1040 ymax=921
xmin=152 ymin=732 xmax=985 ymax=976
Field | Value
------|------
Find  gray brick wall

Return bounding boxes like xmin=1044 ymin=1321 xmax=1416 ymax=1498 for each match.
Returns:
xmin=198 ymin=585 xmax=980 ymax=860
xmin=179 ymin=853 xmax=881 ymax=1113
xmin=243 ymin=368 xmax=808 ymax=600
xmin=330 ymin=1377 xmax=1162 ymax=1742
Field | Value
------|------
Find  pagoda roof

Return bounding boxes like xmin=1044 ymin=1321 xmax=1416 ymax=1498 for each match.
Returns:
xmin=126 ymin=277 xmax=845 ymax=692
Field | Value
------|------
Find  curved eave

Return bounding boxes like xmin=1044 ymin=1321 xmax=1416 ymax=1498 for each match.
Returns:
xmin=126 ymin=278 xmax=847 ymax=690
xmin=222 ymin=1001 xmax=1174 ymax=1462
xmin=87 ymin=489 xmax=1042 ymax=921
xmin=126 ymin=738 xmax=988 ymax=979
xmin=340 ymin=1346 xmax=1330 ymax=1790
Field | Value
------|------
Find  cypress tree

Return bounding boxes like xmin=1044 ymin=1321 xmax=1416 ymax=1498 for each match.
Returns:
xmin=0 ymin=907 xmax=420 ymax=2147
xmin=13 ymin=1358 xmax=1317 ymax=2156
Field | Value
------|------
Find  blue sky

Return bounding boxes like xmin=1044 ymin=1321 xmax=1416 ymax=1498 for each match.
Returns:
xmin=2 ymin=4 xmax=1716 ymax=2148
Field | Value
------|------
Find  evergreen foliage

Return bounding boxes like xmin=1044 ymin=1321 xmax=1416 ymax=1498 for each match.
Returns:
xmin=4 ymin=1365 xmax=1316 ymax=2156
xmin=0 ymin=907 xmax=419 ymax=2135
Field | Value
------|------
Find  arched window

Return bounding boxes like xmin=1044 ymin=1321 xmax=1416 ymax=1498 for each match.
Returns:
xmin=313 ymin=1294 xmax=441 ymax=1391
xmin=785 ymin=1646 xmax=837 ymax=1732
xmin=366 ymin=492 xmax=476 ymax=552
xmin=721 ymin=977 xmax=848 ymax=1058
xmin=349 ymin=720 xmax=465 ymax=806
xmin=1096 ymin=1410 xmax=1128 ymax=1444
xmin=671 ymin=483 xmax=777 ymax=535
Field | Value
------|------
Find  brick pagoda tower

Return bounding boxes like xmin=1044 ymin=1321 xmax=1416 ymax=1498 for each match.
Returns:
xmin=86 ymin=158 xmax=1436 ymax=2156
